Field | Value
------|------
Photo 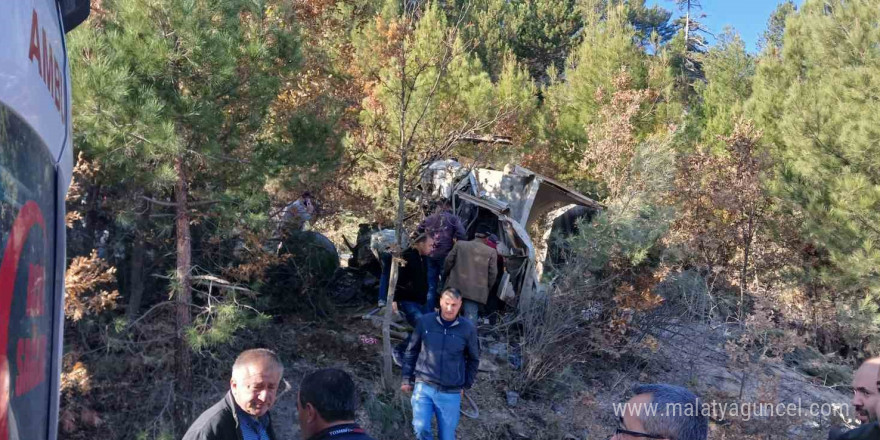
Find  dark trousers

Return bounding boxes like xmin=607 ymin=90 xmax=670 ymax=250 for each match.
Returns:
xmin=424 ymin=255 xmax=446 ymax=314
xmin=395 ymin=301 xmax=424 ymax=359
xmin=378 ymin=252 xmax=392 ymax=303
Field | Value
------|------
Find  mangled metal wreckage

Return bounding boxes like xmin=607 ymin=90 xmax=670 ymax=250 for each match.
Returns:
xmin=420 ymin=160 xmax=602 ymax=309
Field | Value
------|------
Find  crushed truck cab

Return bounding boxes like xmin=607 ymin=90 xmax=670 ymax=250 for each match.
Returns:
xmin=420 ymin=160 xmax=602 ymax=310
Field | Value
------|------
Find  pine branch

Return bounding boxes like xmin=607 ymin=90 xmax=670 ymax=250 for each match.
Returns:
xmin=142 ymin=196 xmax=219 ymax=208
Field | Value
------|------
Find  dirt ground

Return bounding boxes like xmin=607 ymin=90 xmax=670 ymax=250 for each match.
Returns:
xmin=187 ymin=304 xmax=853 ymax=440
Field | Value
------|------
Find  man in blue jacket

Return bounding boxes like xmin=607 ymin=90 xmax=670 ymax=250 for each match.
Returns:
xmin=401 ymin=287 xmax=480 ymax=440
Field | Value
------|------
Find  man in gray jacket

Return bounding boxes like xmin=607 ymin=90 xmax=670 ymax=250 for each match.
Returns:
xmin=183 ymin=349 xmax=284 ymax=440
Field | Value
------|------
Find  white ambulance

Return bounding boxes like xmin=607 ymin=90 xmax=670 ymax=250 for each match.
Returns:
xmin=0 ymin=0 xmax=89 ymax=439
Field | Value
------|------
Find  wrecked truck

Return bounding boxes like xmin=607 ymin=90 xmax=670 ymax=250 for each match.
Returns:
xmin=419 ymin=160 xmax=602 ymax=310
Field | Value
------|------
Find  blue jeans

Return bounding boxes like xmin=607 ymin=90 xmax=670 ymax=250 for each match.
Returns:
xmin=398 ymin=301 xmax=423 ymax=327
xmin=424 ymin=255 xmax=446 ymax=314
xmin=378 ymin=252 xmax=392 ymax=303
xmin=411 ymin=382 xmax=461 ymax=440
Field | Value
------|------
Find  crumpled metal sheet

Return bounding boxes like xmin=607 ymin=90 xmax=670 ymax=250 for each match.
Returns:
xmin=421 ymin=160 xmax=601 ymax=307
xmin=421 ymin=159 xmax=468 ymax=200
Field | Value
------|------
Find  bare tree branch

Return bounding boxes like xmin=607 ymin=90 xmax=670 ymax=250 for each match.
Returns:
xmin=142 ymin=196 xmax=219 ymax=208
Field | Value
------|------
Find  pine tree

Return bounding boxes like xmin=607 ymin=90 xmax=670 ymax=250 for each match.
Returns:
xmin=541 ymin=2 xmax=649 ymax=189
xmin=350 ymin=0 xmax=535 ymax=218
xmin=758 ymin=0 xmax=797 ymax=55
xmin=507 ymin=0 xmax=582 ymax=81
xmin=68 ymin=0 xmax=302 ymax=433
xmin=458 ymin=0 xmax=515 ymax=79
xmin=667 ymin=0 xmax=708 ymax=89
xmin=350 ymin=0 xmax=536 ymax=389
xmin=750 ymin=0 xmax=880 ymax=302
xmin=669 ymin=0 xmax=706 ymax=52
xmin=629 ymin=0 xmax=677 ymax=47
xmin=694 ymin=29 xmax=755 ymax=148
xmin=457 ymin=0 xmax=584 ymax=82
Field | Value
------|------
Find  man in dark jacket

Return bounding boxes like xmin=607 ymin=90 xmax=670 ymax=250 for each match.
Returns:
xmin=828 ymin=357 xmax=880 ymax=440
xmin=391 ymin=233 xmax=433 ymax=366
xmin=183 ymin=349 xmax=283 ymax=440
xmin=297 ymin=368 xmax=375 ymax=440
xmin=393 ymin=233 xmax=433 ymax=324
xmin=417 ymin=200 xmax=466 ymax=313
xmin=401 ymin=288 xmax=480 ymax=440
xmin=829 ymin=423 xmax=880 ymax=440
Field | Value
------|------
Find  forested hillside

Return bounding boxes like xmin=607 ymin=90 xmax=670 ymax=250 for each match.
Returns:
xmin=60 ymin=0 xmax=880 ymax=438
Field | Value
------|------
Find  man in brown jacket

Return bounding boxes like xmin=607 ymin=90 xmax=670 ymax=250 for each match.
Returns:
xmin=442 ymin=224 xmax=498 ymax=323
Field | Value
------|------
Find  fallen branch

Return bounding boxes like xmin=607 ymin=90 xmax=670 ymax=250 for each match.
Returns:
xmin=363 ymin=313 xmax=409 ymax=331
xmin=191 ymin=274 xmax=259 ymax=297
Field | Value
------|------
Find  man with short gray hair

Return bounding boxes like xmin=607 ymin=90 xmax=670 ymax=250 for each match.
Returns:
xmin=184 ymin=348 xmax=284 ymax=440
xmin=401 ymin=288 xmax=480 ymax=440
xmin=612 ymin=384 xmax=708 ymax=440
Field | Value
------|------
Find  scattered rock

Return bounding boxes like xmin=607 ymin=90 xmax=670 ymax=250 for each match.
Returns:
xmin=787 ymin=420 xmax=822 ymax=437
xmin=506 ymin=423 xmax=530 ymax=439
xmin=479 ymin=357 xmax=499 ymax=373
xmin=488 ymin=342 xmax=508 ymax=359
xmin=551 ymin=402 xmax=564 ymax=414
xmin=506 ymin=390 xmax=519 ymax=408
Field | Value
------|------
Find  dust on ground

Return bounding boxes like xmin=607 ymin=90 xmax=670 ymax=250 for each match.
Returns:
xmin=190 ymin=306 xmax=853 ymax=440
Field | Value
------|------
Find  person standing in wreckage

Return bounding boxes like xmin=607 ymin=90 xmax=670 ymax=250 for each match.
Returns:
xmin=442 ymin=224 xmax=499 ymax=324
xmin=416 ymin=199 xmax=466 ymax=313
xmin=390 ymin=232 xmax=434 ymax=366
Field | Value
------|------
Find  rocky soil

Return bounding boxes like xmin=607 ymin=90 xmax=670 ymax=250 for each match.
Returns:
xmin=188 ymin=307 xmax=855 ymax=440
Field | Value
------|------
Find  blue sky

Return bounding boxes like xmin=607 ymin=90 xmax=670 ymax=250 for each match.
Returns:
xmin=645 ymin=0 xmax=804 ymax=52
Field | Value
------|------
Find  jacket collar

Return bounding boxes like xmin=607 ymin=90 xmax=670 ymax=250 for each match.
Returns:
xmin=306 ymin=423 xmax=365 ymax=440
xmin=224 ymin=391 xmax=241 ymax=429
xmin=435 ymin=314 xmax=460 ymax=327
xmin=225 ymin=391 xmax=274 ymax=436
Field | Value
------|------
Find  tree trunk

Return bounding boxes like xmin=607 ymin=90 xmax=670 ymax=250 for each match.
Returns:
xmin=382 ymin=259 xmax=401 ymax=390
xmin=125 ymin=229 xmax=145 ymax=320
xmin=382 ymin=20 xmax=411 ymax=392
xmin=173 ymin=154 xmax=193 ymax=436
xmin=739 ymin=204 xmax=756 ymax=323
xmin=382 ymin=121 xmax=409 ymax=391
xmin=684 ymin=1 xmax=691 ymax=46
